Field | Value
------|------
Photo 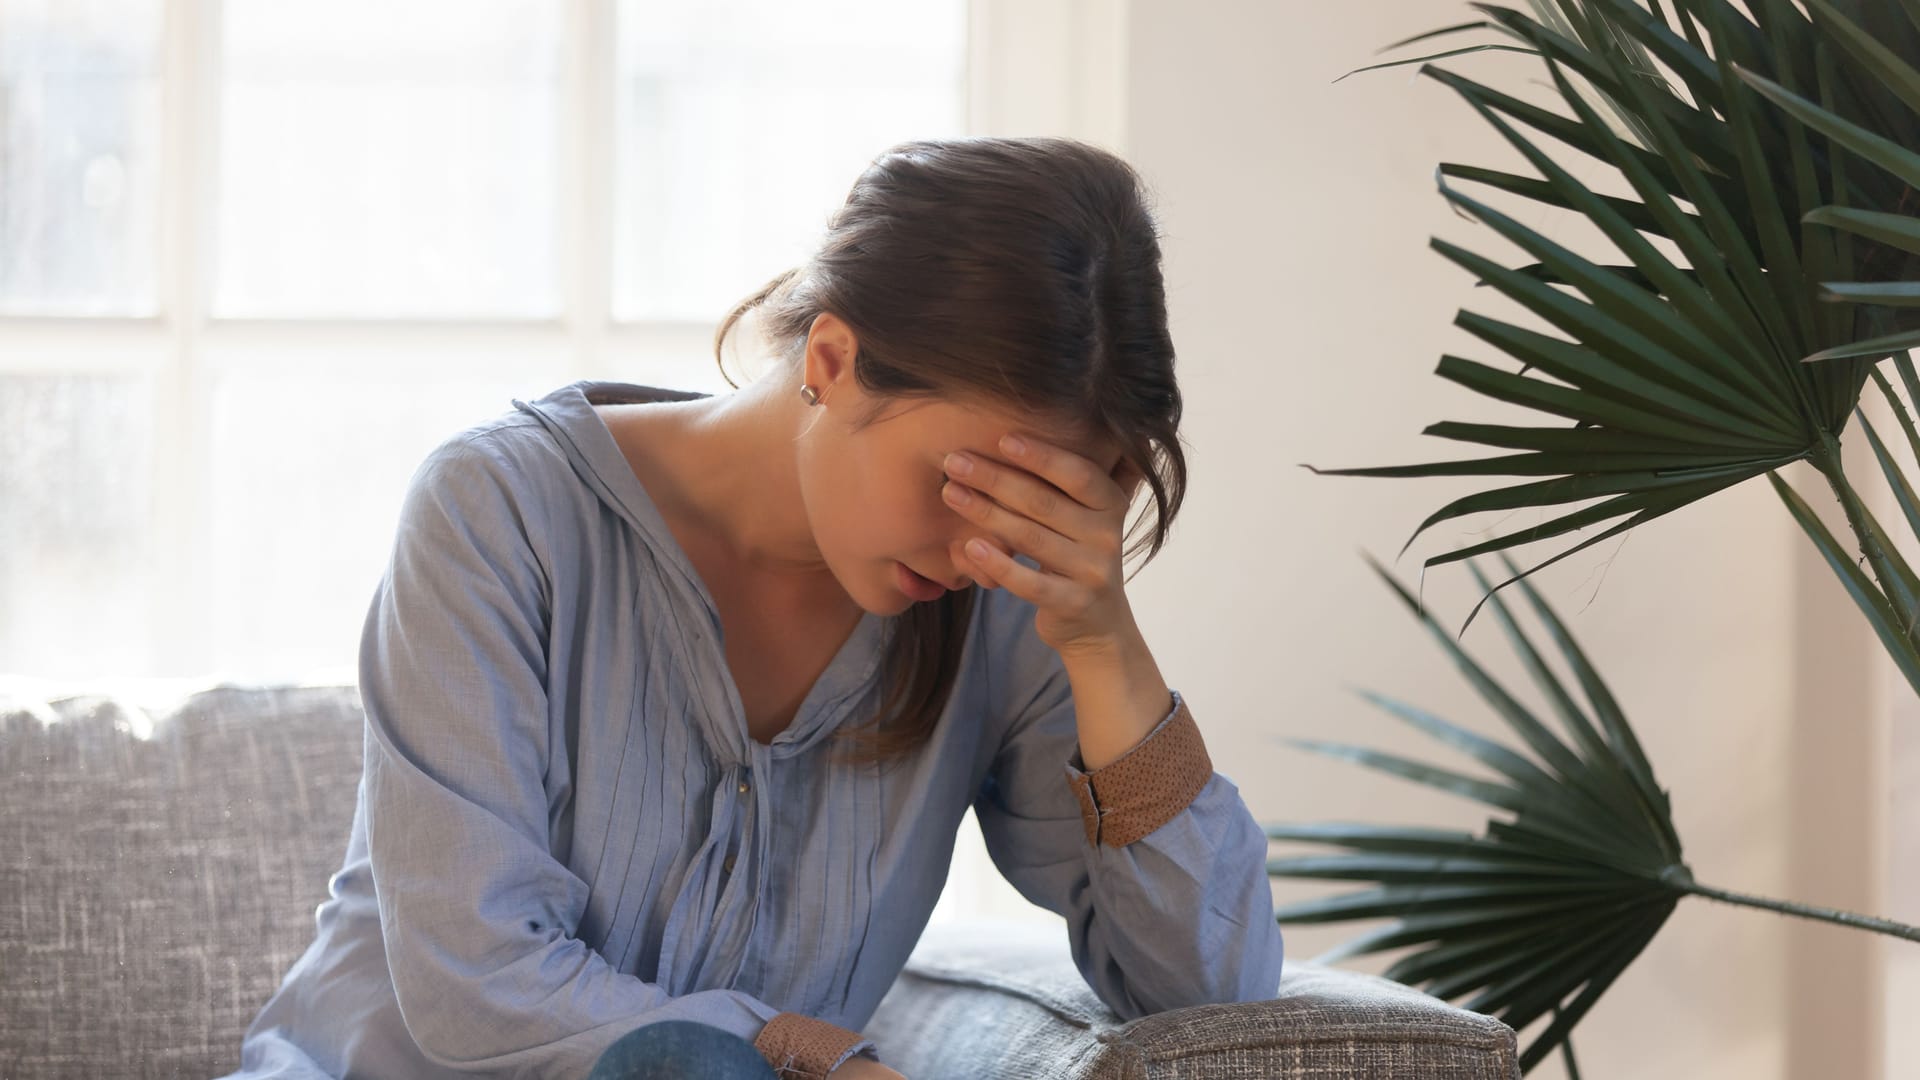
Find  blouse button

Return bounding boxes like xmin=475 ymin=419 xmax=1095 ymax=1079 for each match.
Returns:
xmin=723 ymin=854 xmax=737 ymax=874
xmin=737 ymin=780 xmax=750 ymax=794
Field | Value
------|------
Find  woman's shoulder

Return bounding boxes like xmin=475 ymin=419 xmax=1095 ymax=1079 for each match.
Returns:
xmin=392 ymin=413 xmax=591 ymax=576
xmin=407 ymin=409 xmax=579 ymax=512
xmin=428 ymin=408 xmax=568 ymax=480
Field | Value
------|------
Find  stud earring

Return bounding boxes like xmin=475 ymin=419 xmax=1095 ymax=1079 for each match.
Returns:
xmin=800 ymin=384 xmax=822 ymax=406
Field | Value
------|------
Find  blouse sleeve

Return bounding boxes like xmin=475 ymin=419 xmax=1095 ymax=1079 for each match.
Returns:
xmin=358 ymin=434 xmax=871 ymax=1079
xmin=971 ymin=612 xmax=1285 ymax=1019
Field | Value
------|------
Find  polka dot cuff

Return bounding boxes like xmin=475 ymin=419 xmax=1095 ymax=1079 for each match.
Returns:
xmin=753 ymin=1011 xmax=875 ymax=1078
xmin=1065 ymin=690 xmax=1214 ymax=848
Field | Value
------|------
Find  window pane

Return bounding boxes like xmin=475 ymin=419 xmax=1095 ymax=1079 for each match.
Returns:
xmin=215 ymin=0 xmax=559 ymax=319
xmin=0 ymin=374 xmax=155 ymax=676
xmin=0 ymin=0 xmax=162 ymax=316
xmin=612 ymin=0 xmax=966 ymax=323
xmin=207 ymin=365 xmax=556 ymax=680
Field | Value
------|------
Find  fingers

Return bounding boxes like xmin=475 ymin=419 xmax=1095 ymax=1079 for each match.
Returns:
xmin=949 ymin=539 xmax=997 ymax=589
xmin=956 ymin=535 xmax=1076 ymax=609
xmin=941 ymin=450 xmax=1098 ymax=545
xmin=994 ymin=433 xmax=1114 ymax=510
xmin=943 ymin=479 xmax=1074 ymax=570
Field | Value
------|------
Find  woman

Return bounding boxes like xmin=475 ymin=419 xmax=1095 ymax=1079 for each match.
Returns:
xmin=223 ymin=136 xmax=1283 ymax=1080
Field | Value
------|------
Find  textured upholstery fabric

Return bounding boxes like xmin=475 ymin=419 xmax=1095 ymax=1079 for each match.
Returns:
xmin=865 ymin=922 xmax=1520 ymax=1080
xmin=0 ymin=682 xmax=366 ymax=1079
xmin=0 ymin=681 xmax=1519 ymax=1079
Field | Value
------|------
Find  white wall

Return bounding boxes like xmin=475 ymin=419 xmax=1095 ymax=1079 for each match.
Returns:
xmin=1096 ymin=1 xmax=1896 ymax=1077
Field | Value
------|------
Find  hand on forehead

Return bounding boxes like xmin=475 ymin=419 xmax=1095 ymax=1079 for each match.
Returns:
xmin=974 ymin=426 xmax=1145 ymax=507
xmin=887 ymin=391 xmax=1133 ymax=485
xmin=966 ymin=405 xmax=1122 ymax=476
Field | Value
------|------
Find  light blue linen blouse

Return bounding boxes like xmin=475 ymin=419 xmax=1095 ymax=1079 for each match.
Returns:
xmin=222 ymin=379 xmax=1284 ymax=1079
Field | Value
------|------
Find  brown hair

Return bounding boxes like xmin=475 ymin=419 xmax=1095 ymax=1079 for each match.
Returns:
xmin=711 ymin=136 xmax=1188 ymax=767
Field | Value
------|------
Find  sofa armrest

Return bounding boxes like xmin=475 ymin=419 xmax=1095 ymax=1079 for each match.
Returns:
xmin=866 ymin=920 xmax=1518 ymax=1080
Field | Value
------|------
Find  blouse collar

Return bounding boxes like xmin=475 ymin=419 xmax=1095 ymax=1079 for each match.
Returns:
xmin=513 ymin=378 xmax=891 ymax=763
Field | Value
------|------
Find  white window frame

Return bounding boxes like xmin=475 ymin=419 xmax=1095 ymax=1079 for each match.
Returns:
xmin=0 ymin=0 xmax=1126 ymax=677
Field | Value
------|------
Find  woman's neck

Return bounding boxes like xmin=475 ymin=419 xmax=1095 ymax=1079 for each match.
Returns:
xmin=625 ymin=376 xmax=839 ymax=585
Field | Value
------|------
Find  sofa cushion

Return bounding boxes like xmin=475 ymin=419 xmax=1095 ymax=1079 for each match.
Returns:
xmin=0 ymin=681 xmax=366 ymax=1079
xmin=865 ymin=920 xmax=1520 ymax=1079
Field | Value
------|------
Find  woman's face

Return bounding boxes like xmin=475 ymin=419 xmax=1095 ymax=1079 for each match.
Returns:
xmin=796 ymin=378 xmax=1122 ymax=617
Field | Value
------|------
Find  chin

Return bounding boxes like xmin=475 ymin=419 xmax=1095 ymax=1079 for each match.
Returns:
xmin=829 ymin=560 xmax=904 ymax=617
xmin=855 ymin=582 xmax=907 ymax=617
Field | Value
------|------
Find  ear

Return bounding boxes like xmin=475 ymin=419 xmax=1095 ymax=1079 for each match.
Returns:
xmin=804 ymin=311 xmax=860 ymax=388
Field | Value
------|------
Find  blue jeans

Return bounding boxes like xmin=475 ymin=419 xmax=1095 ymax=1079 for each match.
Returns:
xmin=586 ymin=1020 xmax=778 ymax=1079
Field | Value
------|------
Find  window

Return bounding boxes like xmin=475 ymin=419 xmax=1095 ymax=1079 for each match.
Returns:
xmin=0 ymin=0 xmax=163 ymax=317
xmin=2 ymin=0 xmax=1123 ymax=933
xmin=215 ymin=0 xmax=562 ymax=319
xmin=0 ymin=0 xmax=1064 ymax=682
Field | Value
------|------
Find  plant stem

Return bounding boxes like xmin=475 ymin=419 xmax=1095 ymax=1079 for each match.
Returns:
xmin=1809 ymin=434 xmax=1920 ymax=641
xmin=1559 ymin=1026 xmax=1582 ymax=1080
xmin=1681 ymin=880 xmax=1920 ymax=942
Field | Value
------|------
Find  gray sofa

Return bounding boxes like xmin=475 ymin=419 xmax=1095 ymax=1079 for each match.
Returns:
xmin=0 ymin=681 xmax=1520 ymax=1079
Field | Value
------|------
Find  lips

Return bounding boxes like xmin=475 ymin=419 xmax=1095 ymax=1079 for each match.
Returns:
xmin=896 ymin=561 xmax=947 ymax=602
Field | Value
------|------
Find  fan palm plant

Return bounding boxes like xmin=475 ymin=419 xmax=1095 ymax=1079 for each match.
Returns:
xmin=1310 ymin=0 xmax=1920 ymax=682
xmin=1269 ymin=552 xmax=1920 ymax=1074
xmin=1268 ymin=0 xmax=1920 ymax=1073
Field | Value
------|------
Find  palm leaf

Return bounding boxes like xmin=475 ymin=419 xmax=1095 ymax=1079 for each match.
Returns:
xmin=1268 ymin=553 xmax=1688 ymax=1072
xmin=1730 ymin=28 xmax=1920 ymax=361
xmin=1769 ymin=471 xmax=1920 ymax=686
xmin=1310 ymin=0 xmax=1920 ymax=674
xmin=1266 ymin=551 xmax=1920 ymax=1074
